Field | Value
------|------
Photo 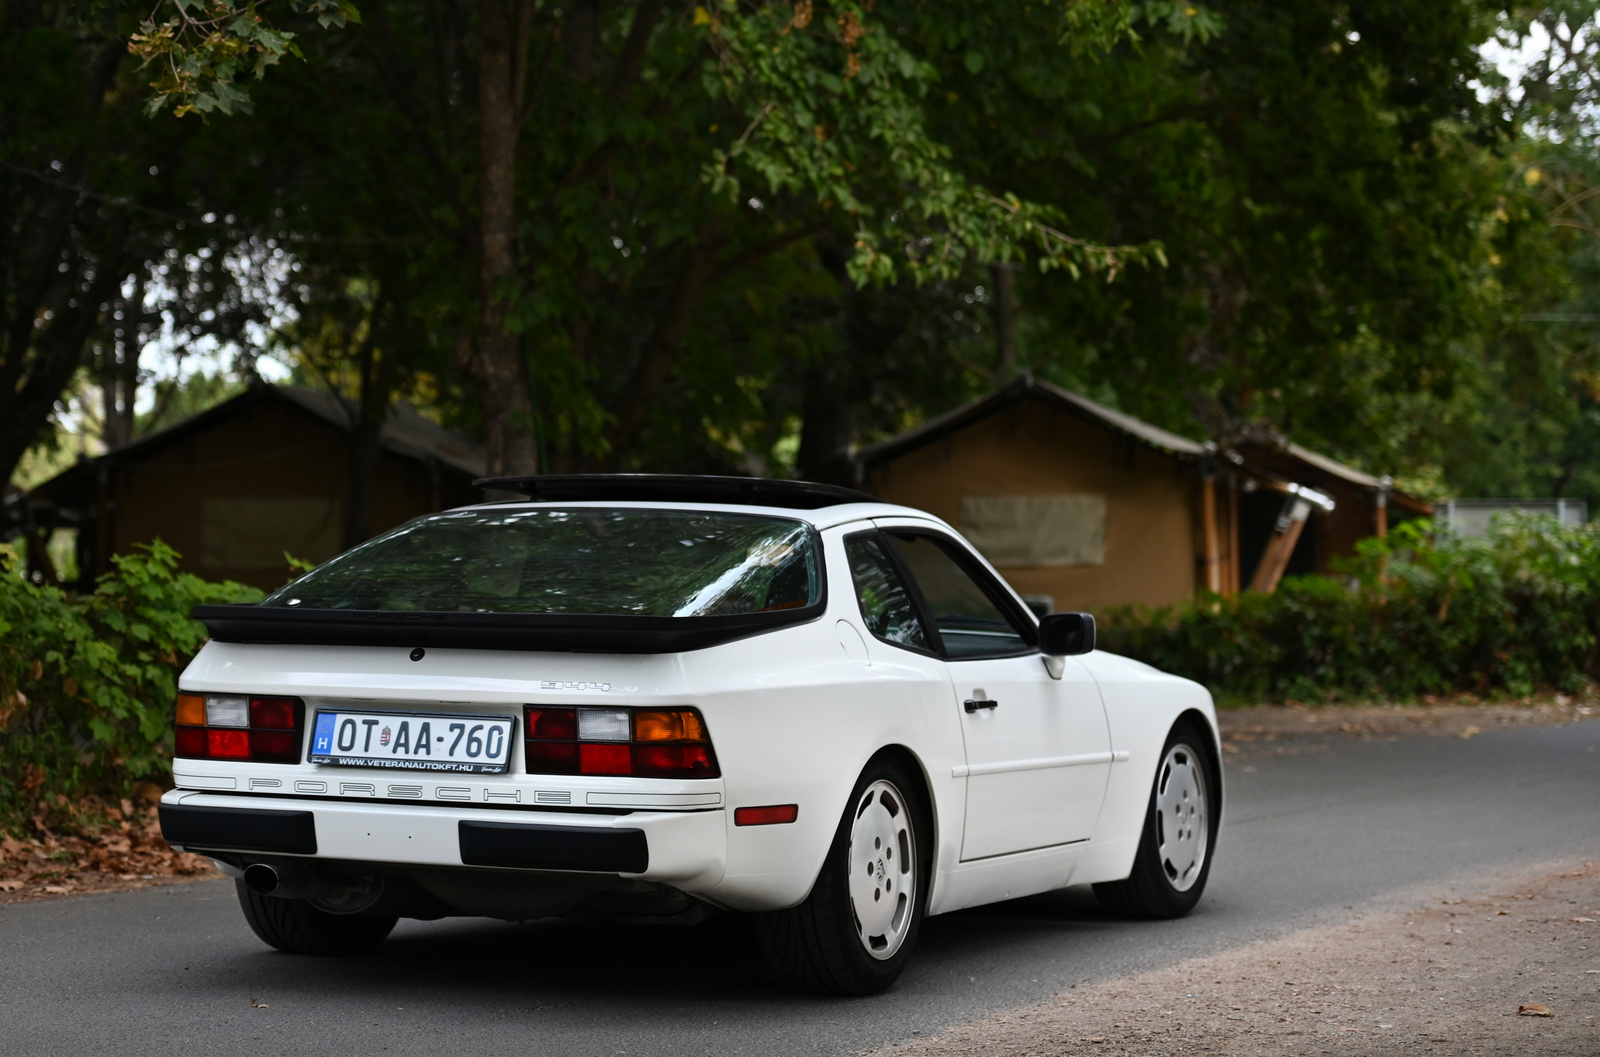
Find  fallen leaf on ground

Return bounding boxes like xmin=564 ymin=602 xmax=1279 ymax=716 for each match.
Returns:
xmin=1573 ymin=917 xmax=1595 ymax=923
xmin=1518 ymin=1004 xmax=1554 ymax=1017
xmin=41 ymin=885 xmax=70 ymax=894
xmin=250 ymin=997 xmax=269 ymax=1009
xmin=1458 ymin=726 xmax=1482 ymax=739
xmin=0 ymin=881 xmax=23 ymax=892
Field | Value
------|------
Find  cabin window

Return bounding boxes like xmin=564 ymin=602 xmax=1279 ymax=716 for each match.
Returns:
xmin=958 ymin=495 xmax=1106 ymax=566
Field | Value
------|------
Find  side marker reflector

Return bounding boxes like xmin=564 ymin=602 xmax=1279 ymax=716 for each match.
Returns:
xmin=734 ymin=804 xmax=799 ymax=826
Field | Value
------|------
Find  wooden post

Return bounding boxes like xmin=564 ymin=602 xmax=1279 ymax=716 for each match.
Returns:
xmin=1225 ymin=475 xmax=1240 ymax=596
xmin=1375 ymin=474 xmax=1392 ymax=539
xmin=94 ymin=463 xmax=110 ymax=579
xmin=1248 ymin=495 xmax=1311 ymax=593
xmin=1201 ymin=475 xmax=1221 ymax=593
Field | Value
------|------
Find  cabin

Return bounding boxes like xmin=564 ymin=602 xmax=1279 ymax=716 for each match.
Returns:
xmin=23 ymin=384 xmax=484 ymax=591
xmin=846 ymin=375 xmax=1430 ymax=614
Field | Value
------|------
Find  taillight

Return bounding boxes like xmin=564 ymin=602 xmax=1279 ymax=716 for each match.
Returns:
xmin=175 ymin=693 xmax=303 ymax=764
xmin=523 ymin=706 xmax=719 ymax=778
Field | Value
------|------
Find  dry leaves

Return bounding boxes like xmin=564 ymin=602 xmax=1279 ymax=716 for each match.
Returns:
xmin=1518 ymin=1004 xmax=1554 ymax=1017
xmin=1458 ymin=725 xmax=1483 ymax=739
xmin=1 ymin=795 xmax=213 ymax=901
xmin=250 ymin=997 xmax=270 ymax=1009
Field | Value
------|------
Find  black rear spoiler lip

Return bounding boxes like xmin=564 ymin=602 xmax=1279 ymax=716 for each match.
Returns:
xmin=190 ymin=603 xmax=823 ymax=654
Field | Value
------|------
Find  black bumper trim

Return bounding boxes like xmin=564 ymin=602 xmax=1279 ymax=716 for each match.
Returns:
xmin=159 ymin=803 xmax=318 ymax=855
xmin=458 ymin=820 xmax=648 ymax=873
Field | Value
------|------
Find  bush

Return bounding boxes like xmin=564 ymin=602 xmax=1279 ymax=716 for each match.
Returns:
xmin=0 ymin=541 xmax=261 ymax=835
xmin=1100 ymin=514 xmax=1600 ymax=703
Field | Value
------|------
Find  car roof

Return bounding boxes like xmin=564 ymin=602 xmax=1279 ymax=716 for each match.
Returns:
xmin=466 ymin=474 xmax=941 ymax=531
xmin=476 ymin=473 xmax=876 ymax=508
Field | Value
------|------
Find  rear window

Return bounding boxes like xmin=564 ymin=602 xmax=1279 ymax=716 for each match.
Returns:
xmin=261 ymin=508 xmax=820 ymax=617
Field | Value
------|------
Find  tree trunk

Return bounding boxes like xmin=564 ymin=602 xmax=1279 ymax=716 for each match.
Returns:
xmin=474 ymin=0 xmax=538 ymax=478
xmin=98 ymin=275 xmax=142 ymax=451
xmin=599 ymin=232 xmax=722 ymax=466
xmin=991 ymin=262 xmax=1017 ymax=378
xmin=342 ymin=328 xmax=398 ymax=549
xmin=795 ymin=365 xmax=855 ymax=481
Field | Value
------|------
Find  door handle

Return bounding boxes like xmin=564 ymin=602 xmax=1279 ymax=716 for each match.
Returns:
xmin=963 ymin=698 xmax=998 ymax=713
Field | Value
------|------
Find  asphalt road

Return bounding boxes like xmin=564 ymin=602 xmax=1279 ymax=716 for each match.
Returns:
xmin=3 ymin=721 xmax=1598 ymax=1057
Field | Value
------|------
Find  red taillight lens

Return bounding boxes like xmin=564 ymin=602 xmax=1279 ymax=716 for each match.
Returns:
xmin=579 ymin=743 xmax=632 ymax=775
xmin=525 ymin=741 xmax=578 ymax=772
xmin=250 ymin=698 xmax=296 ymax=730
xmin=735 ymin=804 xmax=799 ymax=826
xmin=207 ymin=728 xmax=251 ymax=759
xmin=175 ymin=726 xmax=207 ymax=757
xmin=250 ymin=729 xmax=299 ymax=763
xmin=523 ymin=705 xmax=719 ymax=778
xmin=526 ymin=707 xmax=578 ymax=740
xmin=634 ymin=744 xmax=717 ymax=778
xmin=175 ymin=694 xmax=303 ymax=764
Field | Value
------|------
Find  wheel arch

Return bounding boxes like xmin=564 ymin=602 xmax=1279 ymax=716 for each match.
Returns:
xmin=866 ymin=743 xmax=939 ymax=858
xmin=1173 ymin=707 xmax=1224 ymax=842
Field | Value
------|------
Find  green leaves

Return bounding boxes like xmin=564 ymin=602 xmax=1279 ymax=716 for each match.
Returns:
xmin=704 ymin=0 xmax=1162 ymax=285
xmin=130 ymin=0 xmax=359 ymax=117
xmin=1104 ymin=515 xmax=1600 ymax=702
xmin=0 ymin=542 xmax=261 ymax=833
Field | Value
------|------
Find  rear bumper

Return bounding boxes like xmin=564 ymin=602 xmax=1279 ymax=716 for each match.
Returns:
xmin=159 ymin=790 xmax=726 ymax=891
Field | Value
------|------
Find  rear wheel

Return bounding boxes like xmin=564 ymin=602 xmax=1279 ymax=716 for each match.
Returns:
xmin=235 ymin=881 xmax=397 ymax=955
xmin=755 ymin=757 xmax=930 ymax=995
xmin=1094 ymin=720 xmax=1218 ymax=919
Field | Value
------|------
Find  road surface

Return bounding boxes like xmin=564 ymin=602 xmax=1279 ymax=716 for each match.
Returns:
xmin=2 ymin=720 xmax=1596 ymax=1056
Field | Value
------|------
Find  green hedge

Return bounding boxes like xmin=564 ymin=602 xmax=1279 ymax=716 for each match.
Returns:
xmin=1100 ymin=515 xmax=1600 ymax=703
xmin=0 ymin=542 xmax=261 ymax=834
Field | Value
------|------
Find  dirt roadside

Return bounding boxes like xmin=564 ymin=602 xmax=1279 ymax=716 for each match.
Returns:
xmin=867 ymin=860 xmax=1600 ymax=1057
xmin=1216 ymin=694 xmax=1600 ymax=763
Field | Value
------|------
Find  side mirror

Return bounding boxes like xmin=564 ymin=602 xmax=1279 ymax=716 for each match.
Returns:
xmin=1039 ymin=612 xmax=1095 ymax=657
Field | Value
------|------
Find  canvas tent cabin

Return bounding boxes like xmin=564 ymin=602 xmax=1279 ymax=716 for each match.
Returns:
xmin=1225 ymin=438 xmax=1432 ymax=588
xmin=846 ymin=376 xmax=1429 ymax=614
xmin=22 ymin=383 xmax=484 ymax=591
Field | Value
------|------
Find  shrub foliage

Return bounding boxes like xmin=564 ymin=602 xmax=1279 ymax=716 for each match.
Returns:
xmin=0 ymin=542 xmax=261 ymax=834
xmin=1101 ymin=515 xmax=1600 ymax=703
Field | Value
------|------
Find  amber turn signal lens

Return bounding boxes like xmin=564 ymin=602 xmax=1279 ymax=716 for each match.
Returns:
xmin=176 ymin=693 xmax=206 ymax=727
xmin=633 ymin=709 xmax=706 ymax=742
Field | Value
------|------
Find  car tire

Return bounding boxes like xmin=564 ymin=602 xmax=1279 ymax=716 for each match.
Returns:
xmin=755 ymin=756 xmax=931 ymax=995
xmin=235 ymin=881 xmax=398 ymax=955
xmin=1094 ymin=719 xmax=1218 ymax=919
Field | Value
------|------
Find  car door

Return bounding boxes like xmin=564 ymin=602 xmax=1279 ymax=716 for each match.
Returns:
xmin=877 ymin=527 xmax=1113 ymax=861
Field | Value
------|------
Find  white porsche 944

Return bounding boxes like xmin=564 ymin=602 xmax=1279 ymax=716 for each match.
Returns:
xmin=162 ymin=475 xmax=1220 ymax=994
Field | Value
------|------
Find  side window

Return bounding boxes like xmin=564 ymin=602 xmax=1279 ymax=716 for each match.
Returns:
xmin=846 ymin=535 xmax=931 ymax=652
xmin=885 ymin=534 xmax=1032 ymax=659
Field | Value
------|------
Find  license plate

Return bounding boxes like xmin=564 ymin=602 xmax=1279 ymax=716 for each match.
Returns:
xmin=309 ymin=710 xmax=516 ymax=774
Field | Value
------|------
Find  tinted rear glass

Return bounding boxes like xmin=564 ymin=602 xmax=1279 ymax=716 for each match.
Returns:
xmin=261 ymin=508 xmax=819 ymax=617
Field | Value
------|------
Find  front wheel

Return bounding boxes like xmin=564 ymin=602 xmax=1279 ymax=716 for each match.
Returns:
xmin=755 ymin=757 xmax=930 ymax=995
xmin=1094 ymin=719 xmax=1218 ymax=919
xmin=235 ymin=881 xmax=397 ymax=955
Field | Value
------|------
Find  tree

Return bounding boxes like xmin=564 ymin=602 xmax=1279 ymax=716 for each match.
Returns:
xmin=0 ymin=0 xmax=265 ymax=498
xmin=127 ymin=0 xmax=1160 ymax=478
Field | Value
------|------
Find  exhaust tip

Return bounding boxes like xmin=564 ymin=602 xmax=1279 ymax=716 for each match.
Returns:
xmin=243 ymin=863 xmax=279 ymax=895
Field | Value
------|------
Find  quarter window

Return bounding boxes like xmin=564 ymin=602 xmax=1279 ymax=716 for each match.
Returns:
xmin=885 ymin=534 xmax=1032 ymax=659
xmin=846 ymin=535 xmax=931 ymax=652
